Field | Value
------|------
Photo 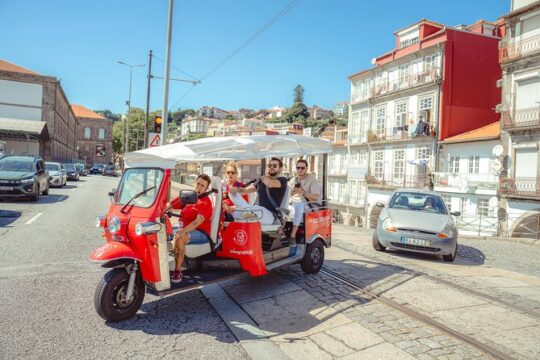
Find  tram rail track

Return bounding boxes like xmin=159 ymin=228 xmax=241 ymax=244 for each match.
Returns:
xmin=333 ymin=243 xmax=540 ymax=319
xmin=320 ymin=266 xmax=518 ymax=360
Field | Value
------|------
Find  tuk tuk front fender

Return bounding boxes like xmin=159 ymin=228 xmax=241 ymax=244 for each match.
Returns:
xmin=90 ymin=242 xmax=143 ymax=264
xmin=307 ymin=234 xmax=331 ymax=247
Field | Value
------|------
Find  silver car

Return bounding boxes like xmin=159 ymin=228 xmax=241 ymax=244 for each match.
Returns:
xmin=373 ymin=189 xmax=460 ymax=262
xmin=45 ymin=162 xmax=67 ymax=187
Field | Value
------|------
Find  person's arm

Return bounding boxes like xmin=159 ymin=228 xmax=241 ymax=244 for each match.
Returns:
xmin=303 ymin=179 xmax=321 ymax=202
xmin=176 ymin=214 xmax=204 ymax=237
xmin=261 ymin=176 xmax=282 ymax=189
xmin=230 ymin=184 xmax=256 ymax=195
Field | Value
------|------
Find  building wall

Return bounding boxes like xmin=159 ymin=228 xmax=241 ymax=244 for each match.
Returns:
xmin=0 ymin=79 xmax=42 ymax=120
xmin=76 ymin=117 xmax=113 ymax=165
xmin=440 ymin=30 xmax=501 ymax=140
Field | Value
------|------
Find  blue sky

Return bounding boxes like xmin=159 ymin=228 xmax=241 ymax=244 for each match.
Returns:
xmin=0 ymin=0 xmax=509 ymax=114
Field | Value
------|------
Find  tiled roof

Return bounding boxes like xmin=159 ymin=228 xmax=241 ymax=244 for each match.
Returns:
xmin=71 ymin=104 xmax=106 ymax=120
xmin=0 ymin=60 xmax=39 ymax=75
xmin=443 ymin=122 xmax=500 ymax=143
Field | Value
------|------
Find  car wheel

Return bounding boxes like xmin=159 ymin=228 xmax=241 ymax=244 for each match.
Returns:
xmin=31 ymin=184 xmax=40 ymax=202
xmin=43 ymin=183 xmax=49 ymax=195
xmin=443 ymin=243 xmax=457 ymax=262
xmin=301 ymin=239 xmax=325 ymax=274
xmin=372 ymin=231 xmax=385 ymax=251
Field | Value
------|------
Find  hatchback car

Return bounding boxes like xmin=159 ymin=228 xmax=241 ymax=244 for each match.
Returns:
xmin=0 ymin=155 xmax=49 ymax=201
xmin=45 ymin=162 xmax=67 ymax=187
xmin=90 ymin=163 xmax=104 ymax=174
xmin=75 ymin=163 xmax=88 ymax=176
xmin=63 ymin=163 xmax=80 ymax=181
xmin=102 ymin=164 xmax=117 ymax=177
xmin=372 ymin=189 xmax=460 ymax=262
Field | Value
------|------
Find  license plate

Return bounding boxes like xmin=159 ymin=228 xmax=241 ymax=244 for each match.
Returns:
xmin=0 ymin=186 xmax=14 ymax=191
xmin=401 ymin=237 xmax=431 ymax=247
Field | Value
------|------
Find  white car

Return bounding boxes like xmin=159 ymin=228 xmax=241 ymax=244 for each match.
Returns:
xmin=45 ymin=162 xmax=67 ymax=187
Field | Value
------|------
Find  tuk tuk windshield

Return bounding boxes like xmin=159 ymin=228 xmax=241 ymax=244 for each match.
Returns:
xmin=115 ymin=168 xmax=164 ymax=208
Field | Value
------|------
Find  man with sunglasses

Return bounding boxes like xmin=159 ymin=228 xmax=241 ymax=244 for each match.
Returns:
xmin=229 ymin=157 xmax=287 ymax=224
xmin=288 ymin=159 xmax=321 ymax=241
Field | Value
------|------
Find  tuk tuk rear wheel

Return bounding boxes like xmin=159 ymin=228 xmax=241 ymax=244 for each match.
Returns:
xmin=301 ymin=239 xmax=325 ymax=274
xmin=94 ymin=267 xmax=145 ymax=322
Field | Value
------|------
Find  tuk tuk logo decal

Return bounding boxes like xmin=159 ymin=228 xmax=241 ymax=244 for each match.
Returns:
xmin=233 ymin=229 xmax=248 ymax=246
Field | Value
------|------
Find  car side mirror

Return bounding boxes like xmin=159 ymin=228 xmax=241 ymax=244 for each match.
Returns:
xmin=375 ymin=201 xmax=386 ymax=208
xmin=450 ymin=211 xmax=461 ymax=216
xmin=180 ymin=189 xmax=198 ymax=205
xmin=108 ymin=188 xmax=116 ymax=197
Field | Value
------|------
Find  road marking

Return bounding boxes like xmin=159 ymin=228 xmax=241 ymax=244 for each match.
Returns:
xmin=58 ymin=195 xmax=67 ymax=202
xmin=25 ymin=212 xmax=43 ymax=225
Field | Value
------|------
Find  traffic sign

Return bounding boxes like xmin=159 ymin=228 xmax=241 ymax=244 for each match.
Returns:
xmin=148 ymin=132 xmax=161 ymax=147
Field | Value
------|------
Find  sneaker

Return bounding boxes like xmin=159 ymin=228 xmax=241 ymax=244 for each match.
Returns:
xmin=171 ymin=270 xmax=183 ymax=283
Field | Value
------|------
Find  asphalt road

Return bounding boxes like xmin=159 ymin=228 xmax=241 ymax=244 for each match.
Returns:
xmin=0 ymin=175 xmax=248 ymax=360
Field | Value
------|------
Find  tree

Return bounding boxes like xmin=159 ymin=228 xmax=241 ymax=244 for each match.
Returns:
xmin=284 ymin=84 xmax=310 ymax=124
xmin=95 ymin=109 xmax=121 ymax=122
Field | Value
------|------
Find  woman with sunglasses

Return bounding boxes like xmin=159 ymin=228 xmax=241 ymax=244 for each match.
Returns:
xmin=222 ymin=161 xmax=248 ymax=221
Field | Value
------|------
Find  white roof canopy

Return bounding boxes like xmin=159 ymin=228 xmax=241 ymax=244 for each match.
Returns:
xmin=124 ymin=135 xmax=332 ymax=168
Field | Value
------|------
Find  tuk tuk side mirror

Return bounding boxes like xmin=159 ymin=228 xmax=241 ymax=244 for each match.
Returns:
xmin=108 ymin=188 xmax=116 ymax=203
xmin=375 ymin=201 xmax=386 ymax=208
xmin=180 ymin=189 xmax=197 ymax=205
xmin=450 ymin=211 xmax=461 ymax=217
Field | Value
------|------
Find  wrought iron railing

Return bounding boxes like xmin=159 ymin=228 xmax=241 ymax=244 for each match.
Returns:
xmin=366 ymin=173 xmax=428 ymax=188
xmin=500 ymin=34 xmax=540 ymax=62
xmin=499 ymin=177 xmax=540 ymax=198
xmin=433 ymin=173 xmax=498 ymax=193
xmin=370 ymin=68 xmax=440 ymax=98
xmin=367 ymin=127 xmax=434 ymax=143
xmin=501 ymin=107 xmax=540 ymax=129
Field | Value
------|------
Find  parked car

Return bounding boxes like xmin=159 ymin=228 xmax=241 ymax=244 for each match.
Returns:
xmin=90 ymin=163 xmax=104 ymax=174
xmin=75 ymin=163 xmax=88 ymax=176
xmin=102 ymin=164 xmax=118 ymax=177
xmin=63 ymin=163 xmax=80 ymax=181
xmin=372 ymin=189 xmax=460 ymax=262
xmin=0 ymin=155 xmax=49 ymax=201
xmin=45 ymin=162 xmax=67 ymax=187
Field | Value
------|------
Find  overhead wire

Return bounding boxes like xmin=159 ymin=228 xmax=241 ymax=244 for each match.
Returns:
xmin=170 ymin=0 xmax=301 ymax=109
xmin=151 ymin=54 xmax=200 ymax=81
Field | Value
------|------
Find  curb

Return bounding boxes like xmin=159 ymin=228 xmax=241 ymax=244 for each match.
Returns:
xmin=201 ymin=283 xmax=289 ymax=360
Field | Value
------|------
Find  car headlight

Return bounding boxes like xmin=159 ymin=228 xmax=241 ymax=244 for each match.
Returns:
xmin=382 ymin=217 xmax=397 ymax=232
xmin=108 ymin=216 xmax=121 ymax=234
xmin=438 ymin=224 xmax=455 ymax=238
xmin=20 ymin=177 xmax=35 ymax=184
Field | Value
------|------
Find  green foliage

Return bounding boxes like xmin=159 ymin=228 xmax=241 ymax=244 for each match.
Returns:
xmin=284 ymin=84 xmax=310 ymax=124
xmin=95 ymin=109 xmax=121 ymax=122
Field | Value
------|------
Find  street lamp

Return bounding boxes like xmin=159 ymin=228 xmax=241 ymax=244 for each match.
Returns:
xmin=118 ymin=61 xmax=145 ymax=153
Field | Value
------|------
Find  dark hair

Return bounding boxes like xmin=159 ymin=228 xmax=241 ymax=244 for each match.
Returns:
xmin=296 ymin=159 xmax=308 ymax=168
xmin=197 ymin=174 xmax=211 ymax=189
xmin=269 ymin=157 xmax=283 ymax=167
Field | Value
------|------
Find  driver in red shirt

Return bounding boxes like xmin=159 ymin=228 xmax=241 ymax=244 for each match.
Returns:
xmin=169 ymin=174 xmax=213 ymax=283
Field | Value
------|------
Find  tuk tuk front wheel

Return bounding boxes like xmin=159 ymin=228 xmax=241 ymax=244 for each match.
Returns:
xmin=301 ymin=239 xmax=325 ymax=274
xmin=94 ymin=267 xmax=145 ymax=322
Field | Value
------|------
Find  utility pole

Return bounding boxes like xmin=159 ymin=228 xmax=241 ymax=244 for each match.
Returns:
xmin=160 ymin=0 xmax=174 ymax=145
xmin=144 ymin=50 xmax=153 ymax=148
xmin=118 ymin=61 xmax=145 ymax=153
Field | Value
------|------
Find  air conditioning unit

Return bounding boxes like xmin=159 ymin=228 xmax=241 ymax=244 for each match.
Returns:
xmin=495 ymin=104 xmax=502 ymax=112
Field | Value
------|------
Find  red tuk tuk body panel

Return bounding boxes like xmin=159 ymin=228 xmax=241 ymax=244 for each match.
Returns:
xmin=305 ymin=209 xmax=333 ymax=242
xmin=216 ymin=222 xmax=268 ymax=277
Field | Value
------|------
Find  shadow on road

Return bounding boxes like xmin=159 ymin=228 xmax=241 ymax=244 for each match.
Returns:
xmin=0 ymin=194 xmax=69 ymax=204
xmin=375 ymin=244 xmax=486 ymax=266
xmin=0 ymin=209 xmax=22 ymax=226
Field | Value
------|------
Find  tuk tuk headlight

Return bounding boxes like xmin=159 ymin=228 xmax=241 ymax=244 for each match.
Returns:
xmin=108 ymin=216 xmax=121 ymax=234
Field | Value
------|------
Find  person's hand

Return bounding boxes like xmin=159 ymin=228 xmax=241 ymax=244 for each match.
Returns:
xmin=174 ymin=229 xmax=187 ymax=242
xmin=226 ymin=205 xmax=236 ymax=214
xmin=229 ymin=187 xmax=240 ymax=195
xmin=292 ymin=187 xmax=303 ymax=196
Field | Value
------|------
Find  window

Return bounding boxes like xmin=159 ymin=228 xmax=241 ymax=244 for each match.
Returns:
xmin=400 ymin=37 xmax=419 ymax=48
xmin=84 ymin=127 xmax=91 ymax=139
xmin=375 ymin=105 xmax=386 ymax=136
xmin=424 ymin=55 xmax=437 ymax=72
xmin=449 ymin=156 xmax=460 ymax=173
xmin=417 ymin=147 xmax=432 ymax=161
xmin=477 ymin=198 xmax=489 ymax=217
xmin=468 ymin=156 xmax=480 ymax=174
xmin=360 ymin=110 xmax=368 ymax=141
xmin=441 ymin=194 xmax=452 ymax=212
xmin=374 ymin=151 xmax=384 ymax=179
xmin=350 ymin=112 xmax=361 ymax=143
xmin=351 ymin=150 xmax=360 ymax=165
xmin=359 ymin=152 xmax=367 ymax=166
xmin=256 ymin=166 xmax=261 ymax=175
xmin=242 ymin=166 xmax=249 ymax=174
xmin=399 ymin=64 xmax=410 ymax=82
xmin=393 ymin=150 xmax=405 ymax=179
xmin=349 ymin=180 xmax=358 ymax=205
xmin=419 ymin=95 xmax=433 ymax=111
xmin=395 ymin=101 xmax=408 ymax=128
xmin=98 ymin=128 xmax=105 ymax=140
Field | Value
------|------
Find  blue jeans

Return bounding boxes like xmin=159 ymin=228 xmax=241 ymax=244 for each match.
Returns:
xmin=188 ymin=230 xmax=210 ymax=245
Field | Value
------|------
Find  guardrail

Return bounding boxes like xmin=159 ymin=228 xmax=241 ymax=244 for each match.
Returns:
xmin=501 ymin=107 xmax=540 ymax=129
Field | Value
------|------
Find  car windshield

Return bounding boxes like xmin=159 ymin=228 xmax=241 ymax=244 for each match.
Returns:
xmin=76 ymin=164 xmax=83 ymax=170
xmin=46 ymin=163 xmax=60 ymax=171
xmin=388 ymin=192 xmax=447 ymax=215
xmin=105 ymin=165 xmax=115 ymax=170
xmin=115 ymin=168 xmax=164 ymax=208
xmin=94 ymin=164 xmax=104 ymax=168
xmin=64 ymin=164 xmax=75 ymax=170
xmin=0 ymin=158 xmax=34 ymax=172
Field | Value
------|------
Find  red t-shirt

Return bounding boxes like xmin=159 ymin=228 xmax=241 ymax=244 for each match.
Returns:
xmin=172 ymin=196 xmax=213 ymax=236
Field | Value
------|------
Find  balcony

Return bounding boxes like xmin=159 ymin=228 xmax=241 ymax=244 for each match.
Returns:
xmin=499 ymin=34 xmax=540 ymax=63
xmin=501 ymin=107 xmax=540 ymax=130
xmin=366 ymin=173 xmax=428 ymax=189
xmin=433 ymin=172 xmax=498 ymax=194
xmin=370 ymin=69 xmax=441 ymax=98
xmin=500 ymin=177 xmax=540 ymax=199
xmin=367 ymin=127 xmax=435 ymax=143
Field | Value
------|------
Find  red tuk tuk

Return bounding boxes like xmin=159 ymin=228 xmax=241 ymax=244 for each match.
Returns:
xmin=90 ymin=135 xmax=333 ymax=322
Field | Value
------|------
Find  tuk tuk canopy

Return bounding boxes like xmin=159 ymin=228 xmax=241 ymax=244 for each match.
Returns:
xmin=124 ymin=135 xmax=332 ymax=169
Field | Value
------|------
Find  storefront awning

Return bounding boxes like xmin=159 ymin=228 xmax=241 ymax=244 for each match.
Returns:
xmin=0 ymin=117 xmax=49 ymax=140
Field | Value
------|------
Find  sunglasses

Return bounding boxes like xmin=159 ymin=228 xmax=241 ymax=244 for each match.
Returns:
xmin=267 ymin=163 xmax=280 ymax=168
xmin=296 ymin=166 xmax=306 ymax=170
xmin=226 ymin=171 xmax=236 ymax=174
